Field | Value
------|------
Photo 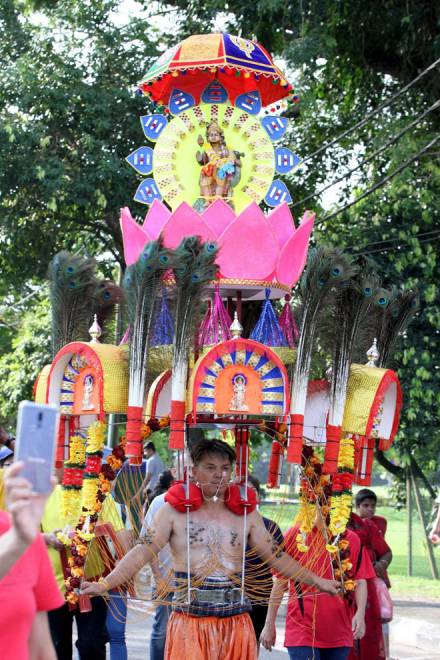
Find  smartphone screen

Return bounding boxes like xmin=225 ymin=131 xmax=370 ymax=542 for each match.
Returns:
xmin=14 ymin=401 xmax=59 ymax=494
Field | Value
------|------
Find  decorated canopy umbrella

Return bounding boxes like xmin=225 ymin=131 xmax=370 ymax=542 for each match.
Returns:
xmin=138 ymin=33 xmax=294 ymax=108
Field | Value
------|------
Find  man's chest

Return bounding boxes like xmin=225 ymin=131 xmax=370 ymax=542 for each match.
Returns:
xmin=173 ymin=514 xmax=245 ymax=551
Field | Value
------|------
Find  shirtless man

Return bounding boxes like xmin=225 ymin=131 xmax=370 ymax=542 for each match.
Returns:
xmin=82 ymin=439 xmax=339 ymax=659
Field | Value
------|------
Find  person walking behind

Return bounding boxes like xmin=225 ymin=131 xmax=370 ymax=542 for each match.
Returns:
xmin=142 ymin=442 xmax=165 ymax=501
xmin=144 ymin=470 xmax=175 ymax=660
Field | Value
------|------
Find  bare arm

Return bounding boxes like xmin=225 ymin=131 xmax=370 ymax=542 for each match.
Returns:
xmin=260 ymin=577 xmax=287 ymax=651
xmin=352 ymin=579 xmax=367 ymax=640
xmin=115 ymin=528 xmax=134 ymax=554
xmin=81 ymin=504 xmax=174 ymax=596
xmin=375 ymin=550 xmax=392 ymax=578
xmin=29 ymin=612 xmax=57 ymax=660
xmin=430 ymin=506 xmax=440 ymax=543
xmin=248 ymin=513 xmax=339 ymax=595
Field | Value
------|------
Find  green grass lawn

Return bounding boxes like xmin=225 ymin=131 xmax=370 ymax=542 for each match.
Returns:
xmin=260 ymin=502 xmax=440 ymax=600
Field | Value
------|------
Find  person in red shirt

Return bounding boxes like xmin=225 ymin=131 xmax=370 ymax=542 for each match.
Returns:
xmin=0 ymin=462 xmax=64 ymax=660
xmin=353 ymin=489 xmax=393 ymax=659
xmin=260 ymin=514 xmax=375 ymax=660
xmin=355 ymin=488 xmax=388 ymax=537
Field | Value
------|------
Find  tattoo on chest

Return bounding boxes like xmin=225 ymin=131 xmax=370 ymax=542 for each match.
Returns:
xmin=137 ymin=527 xmax=156 ymax=546
xmin=230 ymin=530 xmax=239 ymax=547
xmin=187 ymin=523 xmax=206 ymax=545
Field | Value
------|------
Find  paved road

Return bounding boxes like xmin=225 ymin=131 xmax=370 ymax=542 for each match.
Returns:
xmin=119 ymin=601 xmax=440 ymax=660
xmin=123 ymin=603 xmax=288 ymax=659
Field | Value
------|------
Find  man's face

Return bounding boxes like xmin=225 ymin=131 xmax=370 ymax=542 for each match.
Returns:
xmin=192 ymin=453 xmax=233 ymax=498
xmin=144 ymin=448 xmax=153 ymax=459
xmin=357 ymin=497 xmax=376 ymax=519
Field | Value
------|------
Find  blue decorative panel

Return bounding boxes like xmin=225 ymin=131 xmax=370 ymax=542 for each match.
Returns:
xmin=133 ymin=178 xmax=162 ymax=205
xmin=235 ymin=90 xmax=261 ymax=115
xmin=126 ymin=147 xmax=153 ymax=175
xmin=169 ymin=88 xmax=195 ymax=115
xmin=265 ymin=179 xmax=292 ymax=206
xmin=140 ymin=114 xmax=167 ymax=141
xmin=261 ymin=116 xmax=288 ymax=141
xmin=275 ymin=147 xmax=301 ymax=174
xmin=201 ymin=81 xmax=228 ymax=104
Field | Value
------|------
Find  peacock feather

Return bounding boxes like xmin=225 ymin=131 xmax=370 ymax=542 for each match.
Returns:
xmin=291 ymin=247 xmax=357 ymax=413
xmin=377 ymin=289 xmax=420 ymax=367
xmin=172 ymin=237 xmax=219 ymax=379
xmin=47 ymin=251 xmax=98 ymax=357
xmin=328 ymin=262 xmax=381 ymax=425
xmin=92 ymin=279 xmax=125 ymax=342
xmin=123 ymin=237 xmax=177 ymax=406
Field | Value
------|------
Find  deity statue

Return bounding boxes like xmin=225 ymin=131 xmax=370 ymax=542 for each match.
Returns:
xmin=196 ymin=122 xmax=242 ymax=203
xmin=82 ymin=374 xmax=95 ymax=411
xmin=229 ymin=374 xmax=248 ymax=412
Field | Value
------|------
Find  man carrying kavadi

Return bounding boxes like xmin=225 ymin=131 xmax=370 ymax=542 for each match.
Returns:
xmin=82 ymin=439 xmax=340 ymax=659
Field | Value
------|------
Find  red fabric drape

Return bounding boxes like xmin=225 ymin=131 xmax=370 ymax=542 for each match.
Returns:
xmin=169 ymin=400 xmax=186 ymax=449
xmin=286 ymin=413 xmax=304 ymax=464
xmin=323 ymin=424 xmax=341 ymax=474
xmin=267 ymin=440 xmax=284 ymax=488
xmin=126 ymin=405 xmax=144 ymax=465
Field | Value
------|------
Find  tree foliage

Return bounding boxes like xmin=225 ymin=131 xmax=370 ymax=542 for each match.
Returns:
xmin=0 ymin=0 xmax=161 ymax=289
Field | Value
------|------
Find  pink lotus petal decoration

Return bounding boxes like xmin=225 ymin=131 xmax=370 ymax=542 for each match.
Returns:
xmin=121 ymin=207 xmax=150 ymax=266
xmin=161 ymin=202 xmax=216 ymax=248
xmin=120 ymin=202 xmax=315 ymax=289
xmin=142 ymin=198 xmax=170 ymax=237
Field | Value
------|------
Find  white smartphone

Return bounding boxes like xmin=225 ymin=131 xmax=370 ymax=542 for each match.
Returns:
xmin=14 ymin=401 xmax=60 ymax=494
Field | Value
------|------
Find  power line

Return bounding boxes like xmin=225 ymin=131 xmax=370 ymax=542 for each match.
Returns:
xmin=344 ymin=229 xmax=440 ymax=253
xmin=292 ymin=98 xmax=440 ymax=210
xmin=355 ymin=233 xmax=440 ymax=257
xmin=320 ymin=134 xmax=440 ymax=224
xmin=298 ymin=57 xmax=440 ymax=168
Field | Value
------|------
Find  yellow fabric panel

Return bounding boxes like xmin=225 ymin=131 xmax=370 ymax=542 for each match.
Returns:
xmin=35 ymin=364 xmax=51 ymax=403
xmin=179 ymin=34 xmax=222 ymax=62
xmin=342 ymin=364 xmax=388 ymax=435
xmin=42 ymin=485 xmax=124 ymax=592
xmin=86 ymin=343 xmax=129 ymax=414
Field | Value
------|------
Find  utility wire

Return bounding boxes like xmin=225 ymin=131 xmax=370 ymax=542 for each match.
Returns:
xmin=354 ymin=233 xmax=440 ymax=257
xmin=292 ymin=98 xmax=440 ymax=210
xmin=298 ymin=57 xmax=440 ymax=168
xmin=319 ymin=134 xmax=440 ymax=224
xmin=344 ymin=229 xmax=440 ymax=252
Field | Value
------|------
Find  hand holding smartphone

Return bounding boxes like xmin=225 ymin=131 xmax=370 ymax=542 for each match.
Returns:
xmin=14 ymin=401 xmax=59 ymax=494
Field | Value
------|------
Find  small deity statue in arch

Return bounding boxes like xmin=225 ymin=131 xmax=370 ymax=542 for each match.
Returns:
xmin=229 ymin=373 xmax=248 ymax=412
xmin=82 ymin=374 xmax=95 ymax=411
xmin=196 ymin=122 xmax=243 ymax=203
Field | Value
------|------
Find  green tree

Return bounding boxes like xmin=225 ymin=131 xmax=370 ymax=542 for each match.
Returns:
xmin=0 ymin=0 xmax=162 ymax=290
xmin=0 ymin=295 xmax=51 ymax=426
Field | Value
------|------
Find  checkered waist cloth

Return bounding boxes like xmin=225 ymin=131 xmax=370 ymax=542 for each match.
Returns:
xmin=172 ymin=572 xmax=251 ymax=618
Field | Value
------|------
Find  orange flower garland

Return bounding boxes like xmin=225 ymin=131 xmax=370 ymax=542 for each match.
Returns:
xmin=61 ymin=416 xmax=170 ymax=606
xmin=297 ymin=445 xmax=356 ymax=599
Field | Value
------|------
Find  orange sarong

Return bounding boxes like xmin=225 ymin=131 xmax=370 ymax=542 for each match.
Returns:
xmin=165 ymin=611 xmax=257 ymax=660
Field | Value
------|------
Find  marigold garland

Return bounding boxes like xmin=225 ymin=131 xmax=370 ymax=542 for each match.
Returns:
xmin=61 ymin=434 xmax=86 ymax=526
xmin=328 ymin=434 xmax=356 ymax=597
xmin=58 ymin=416 xmax=169 ymax=606
xmin=296 ymin=442 xmax=356 ymax=599
xmin=58 ymin=421 xmax=127 ymax=606
xmin=328 ymin=435 xmax=355 ymax=537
